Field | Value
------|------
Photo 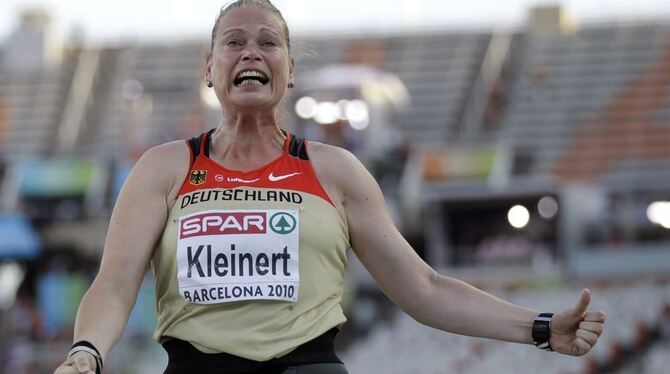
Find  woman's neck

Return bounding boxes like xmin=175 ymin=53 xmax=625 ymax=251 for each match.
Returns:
xmin=208 ymin=112 xmax=286 ymax=170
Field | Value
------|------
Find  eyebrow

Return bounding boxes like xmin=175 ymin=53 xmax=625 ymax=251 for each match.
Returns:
xmin=260 ymin=27 xmax=280 ymax=38
xmin=221 ymin=27 xmax=281 ymax=38
xmin=221 ymin=28 xmax=244 ymax=37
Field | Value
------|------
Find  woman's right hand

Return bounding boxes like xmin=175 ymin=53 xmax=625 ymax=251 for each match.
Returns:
xmin=53 ymin=351 xmax=98 ymax=374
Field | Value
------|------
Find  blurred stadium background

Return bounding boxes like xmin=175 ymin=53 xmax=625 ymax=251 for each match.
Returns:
xmin=1 ymin=1 xmax=670 ymax=373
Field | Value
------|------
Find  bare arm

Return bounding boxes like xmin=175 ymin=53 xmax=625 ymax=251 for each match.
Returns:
xmin=70 ymin=142 xmax=188 ymax=361
xmin=332 ymin=148 xmax=537 ymax=342
xmin=311 ymin=144 xmax=605 ymax=355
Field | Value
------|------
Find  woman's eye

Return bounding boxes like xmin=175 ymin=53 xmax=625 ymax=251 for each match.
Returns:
xmin=227 ymin=40 xmax=241 ymax=47
xmin=262 ymin=40 xmax=276 ymax=47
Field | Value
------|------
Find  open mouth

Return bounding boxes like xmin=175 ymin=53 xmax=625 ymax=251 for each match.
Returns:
xmin=234 ymin=70 xmax=270 ymax=87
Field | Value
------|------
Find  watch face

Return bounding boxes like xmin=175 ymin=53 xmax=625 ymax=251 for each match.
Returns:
xmin=532 ymin=313 xmax=554 ymax=350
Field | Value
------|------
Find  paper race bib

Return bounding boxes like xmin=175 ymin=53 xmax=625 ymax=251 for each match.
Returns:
xmin=177 ymin=209 xmax=299 ymax=304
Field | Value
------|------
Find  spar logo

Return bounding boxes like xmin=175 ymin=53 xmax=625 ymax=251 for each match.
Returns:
xmin=180 ymin=212 xmax=266 ymax=238
xmin=269 ymin=212 xmax=296 ymax=234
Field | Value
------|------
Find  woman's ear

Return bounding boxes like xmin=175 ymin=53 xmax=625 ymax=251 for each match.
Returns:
xmin=289 ymin=56 xmax=295 ymax=82
xmin=205 ymin=56 xmax=213 ymax=82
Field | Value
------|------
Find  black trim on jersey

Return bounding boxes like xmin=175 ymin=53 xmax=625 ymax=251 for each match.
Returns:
xmin=192 ymin=129 xmax=307 ymax=161
xmin=204 ymin=128 xmax=214 ymax=157
xmin=288 ymin=134 xmax=309 ymax=160
xmin=187 ymin=134 xmax=204 ymax=163
xmin=162 ymin=328 xmax=342 ymax=374
xmin=188 ymin=129 xmax=216 ymax=164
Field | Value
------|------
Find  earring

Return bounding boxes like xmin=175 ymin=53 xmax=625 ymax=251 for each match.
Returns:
xmin=288 ymin=81 xmax=295 ymax=89
xmin=207 ymin=81 xmax=213 ymax=88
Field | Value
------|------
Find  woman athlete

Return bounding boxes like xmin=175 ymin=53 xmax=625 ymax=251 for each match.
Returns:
xmin=54 ymin=1 xmax=606 ymax=373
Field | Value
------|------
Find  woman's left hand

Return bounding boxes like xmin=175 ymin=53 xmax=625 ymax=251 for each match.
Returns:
xmin=549 ymin=289 xmax=606 ymax=356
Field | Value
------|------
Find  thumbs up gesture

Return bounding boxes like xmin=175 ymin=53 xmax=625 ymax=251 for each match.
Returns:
xmin=549 ymin=289 xmax=606 ymax=356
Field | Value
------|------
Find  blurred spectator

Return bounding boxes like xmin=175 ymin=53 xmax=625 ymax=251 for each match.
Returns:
xmin=476 ymin=234 xmax=533 ymax=265
xmin=0 ymin=88 xmax=7 ymax=147
xmin=659 ymin=303 xmax=670 ymax=341
xmin=7 ymin=291 xmax=42 ymax=340
xmin=36 ymin=265 xmax=87 ymax=337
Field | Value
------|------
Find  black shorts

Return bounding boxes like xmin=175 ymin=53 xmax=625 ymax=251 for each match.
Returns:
xmin=162 ymin=328 xmax=348 ymax=374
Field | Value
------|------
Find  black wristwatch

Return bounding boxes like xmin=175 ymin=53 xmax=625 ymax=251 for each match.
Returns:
xmin=532 ymin=312 xmax=554 ymax=351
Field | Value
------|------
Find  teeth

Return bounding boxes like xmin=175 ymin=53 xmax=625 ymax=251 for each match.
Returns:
xmin=236 ymin=70 xmax=267 ymax=80
xmin=234 ymin=69 xmax=269 ymax=87
xmin=240 ymin=79 xmax=263 ymax=86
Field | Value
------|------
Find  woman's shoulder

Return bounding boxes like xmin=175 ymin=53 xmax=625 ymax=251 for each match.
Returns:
xmin=305 ymin=140 xmax=359 ymax=177
xmin=138 ymin=140 xmax=190 ymax=170
xmin=130 ymin=140 xmax=191 ymax=200
xmin=305 ymin=140 xmax=356 ymax=165
xmin=305 ymin=140 xmax=370 ymax=194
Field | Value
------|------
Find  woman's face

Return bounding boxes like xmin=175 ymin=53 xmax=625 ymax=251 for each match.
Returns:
xmin=207 ymin=6 xmax=294 ymax=113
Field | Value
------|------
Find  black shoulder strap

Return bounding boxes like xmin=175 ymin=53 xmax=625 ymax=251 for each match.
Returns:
xmin=187 ymin=129 xmax=215 ymax=161
xmin=287 ymin=133 xmax=309 ymax=160
xmin=204 ymin=128 xmax=215 ymax=157
xmin=192 ymin=130 xmax=306 ymax=160
xmin=187 ymin=133 xmax=204 ymax=160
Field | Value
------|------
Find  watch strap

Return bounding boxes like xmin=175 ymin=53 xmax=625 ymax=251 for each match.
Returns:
xmin=532 ymin=312 xmax=554 ymax=351
xmin=69 ymin=341 xmax=103 ymax=374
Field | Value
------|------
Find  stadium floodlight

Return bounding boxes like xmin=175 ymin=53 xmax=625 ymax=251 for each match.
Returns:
xmin=335 ymin=100 xmax=350 ymax=120
xmin=647 ymin=201 xmax=670 ymax=229
xmin=349 ymin=115 xmax=370 ymax=131
xmin=313 ymin=101 xmax=339 ymax=124
xmin=508 ymin=205 xmax=530 ymax=229
xmin=346 ymin=100 xmax=369 ymax=122
xmin=346 ymin=100 xmax=370 ymax=130
xmin=538 ymin=196 xmax=558 ymax=219
xmin=295 ymin=96 xmax=318 ymax=119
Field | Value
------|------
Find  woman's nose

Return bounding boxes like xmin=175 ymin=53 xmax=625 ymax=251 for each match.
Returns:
xmin=241 ymin=45 xmax=262 ymax=61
